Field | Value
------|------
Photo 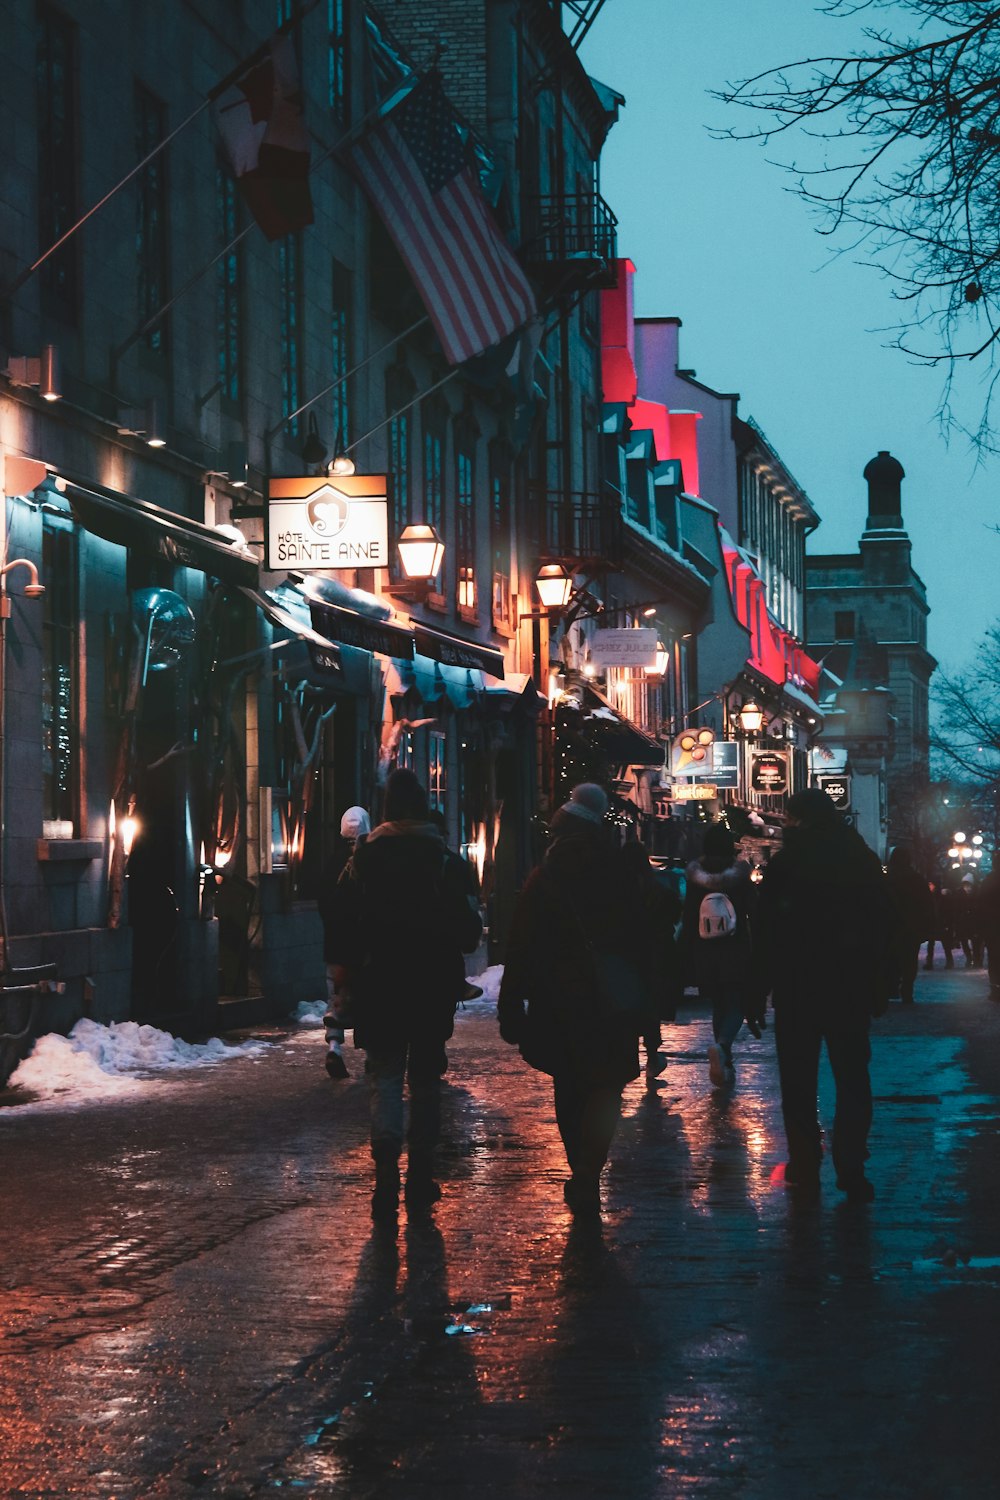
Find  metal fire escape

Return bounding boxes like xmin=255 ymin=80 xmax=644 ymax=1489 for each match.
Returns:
xmin=561 ymin=1 xmax=609 ymax=50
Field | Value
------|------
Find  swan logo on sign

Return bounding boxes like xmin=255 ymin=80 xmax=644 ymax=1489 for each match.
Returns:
xmin=306 ymin=486 xmax=350 ymax=537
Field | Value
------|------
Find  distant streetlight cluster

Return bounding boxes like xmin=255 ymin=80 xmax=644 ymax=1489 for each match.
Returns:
xmin=948 ymin=831 xmax=985 ymax=872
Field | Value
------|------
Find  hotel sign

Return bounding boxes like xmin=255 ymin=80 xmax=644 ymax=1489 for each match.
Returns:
xmin=267 ymin=475 xmax=389 ymax=571
xmin=589 ymin=628 xmax=658 ymax=669
xmin=751 ymin=750 xmax=789 ymax=794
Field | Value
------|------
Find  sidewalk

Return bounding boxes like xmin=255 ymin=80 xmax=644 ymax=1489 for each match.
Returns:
xmin=2 ymin=962 xmax=998 ymax=1498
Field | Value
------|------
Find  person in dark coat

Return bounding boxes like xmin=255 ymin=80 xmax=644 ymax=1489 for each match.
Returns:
xmin=618 ymin=841 xmax=683 ymax=1086
xmin=328 ymin=770 xmax=482 ymax=1222
xmin=317 ymin=805 xmax=370 ymax=1078
xmin=886 ymin=845 xmax=933 ymax=1004
xmin=498 ymin=783 xmax=642 ymax=1217
xmin=680 ymin=822 xmax=755 ymax=1089
xmin=923 ymin=882 xmax=955 ymax=971
xmin=954 ymin=874 xmax=984 ymax=967
xmin=977 ymin=866 xmax=1000 ymax=998
xmin=753 ymin=788 xmax=895 ymax=1202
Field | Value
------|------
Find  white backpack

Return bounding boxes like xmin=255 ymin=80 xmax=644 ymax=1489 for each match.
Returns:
xmin=698 ymin=890 xmax=738 ymax=940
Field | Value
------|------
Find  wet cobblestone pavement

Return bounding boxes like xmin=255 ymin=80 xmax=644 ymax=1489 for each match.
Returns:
xmin=2 ymin=963 xmax=999 ymax=1498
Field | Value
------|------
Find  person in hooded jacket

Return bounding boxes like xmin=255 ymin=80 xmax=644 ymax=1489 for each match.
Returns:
xmin=618 ymin=840 xmax=683 ymax=1085
xmin=317 ymin=805 xmax=371 ymax=1078
xmin=328 ymin=769 xmax=482 ymax=1222
xmin=752 ymin=788 xmax=895 ymax=1203
xmin=680 ymin=822 xmax=755 ymax=1089
xmin=886 ymin=845 xmax=933 ymax=1003
xmin=498 ymin=783 xmax=643 ymax=1217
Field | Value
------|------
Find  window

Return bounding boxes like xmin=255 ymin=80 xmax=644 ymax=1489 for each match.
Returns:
xmin=279 ymin=233 xmax=303 ymax=435
xmin=386 ymin=360 xmax=414 ymax=578
xmin=37 ymin=5 xmax=78 ymax=322
xmin=327 ymin=0 xmax=348 ymax=123
xmin=489 ymin=441 xmax=512 ymax=629
xmin=135 ymin=85 xmax=170 ymax=353
xmin=216 ymin=164 xmax=242 ymax=404
xmin=455 ymin=422 xmax=476 ymax=614
xmin=429 ymin=731 xmax=446 ymax=815
xmin=421 ymin=398 xmax=446 ymax=580
xmin=331 ymin=259 xmax=351 ymax=446
xmin=835 ymin=611 xmax=856 ymax=641
xmin=41 ymin=517 xmax=78 ymax=830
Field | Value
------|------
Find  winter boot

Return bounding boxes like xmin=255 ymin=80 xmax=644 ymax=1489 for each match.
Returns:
xmin=325 ymin=1042 xmax=349 ymax=1080
xmin=404 ymin=1148 xmax=442 ymax=1211
xmin=371 ymin=1142 xmax=400 ymax=1222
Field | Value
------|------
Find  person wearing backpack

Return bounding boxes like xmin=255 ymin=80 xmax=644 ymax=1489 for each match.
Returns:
xmin=327 ymin=769 xmax=482 ymax=1223
xmin=498 ymin=783 xmax=643 ymax=1218
xmin=752 ymin=788 xmax=895 ymax=1202
xmin=317 ymin=805 xmax=371 ymax=1079
xmin=681 ymin=822 xmax=755 ymax=1089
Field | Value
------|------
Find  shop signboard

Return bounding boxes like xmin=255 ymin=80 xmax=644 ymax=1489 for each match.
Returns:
xmin=673 ymin=783 xmax=718 ymax=801
xmin=817 ymin=773 xmax=852 ymax=810
xmin=750 ymin=749 xmax=789 ymax=795
xmin=710 ymin=740 xmax=739 ymax=789
xmin=589 ymin=628 xmax=658 ymax=669
xmin=267 ymin=474 xmax=389 ymax=570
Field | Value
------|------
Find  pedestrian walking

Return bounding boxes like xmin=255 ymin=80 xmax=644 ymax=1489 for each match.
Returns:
xmin=955 ymin=874 xmax=984 ymax=967
xmin=327 ymin=769 xmax=482 ymax=1223
xmin=680 ymin=822 xmax=756 ymax=1089
xmin=618 ymin=840 xmax=683 ymax=1086
xmin=317 ymin=805 xmax=371 ymax=1078
xmin=886 ymin=846 xmax=933 ymax=1004
xmin=923 ymin=881 xmax=955 ymax=971
xmin=978 ymin=866 xmax=1000 ymax=999
xmin=753 ymin=788 xmax=895 ymax=1202
xmin=498 ymin=783 xmax=645 ymax=1218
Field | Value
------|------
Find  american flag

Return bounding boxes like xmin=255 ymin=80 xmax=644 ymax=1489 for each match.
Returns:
xmin=350 ymin=72 xmax=536 ymax=365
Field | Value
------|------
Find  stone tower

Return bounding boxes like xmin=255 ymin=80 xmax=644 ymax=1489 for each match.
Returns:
xmin=805 ymin=452 xmax=936 ymax=846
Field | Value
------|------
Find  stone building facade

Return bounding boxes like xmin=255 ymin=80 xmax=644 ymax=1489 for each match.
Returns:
xmin=806 ymin=451 xmax=936 ymax=846
xmin=0 ymin=0 xmax=620 ymax=1079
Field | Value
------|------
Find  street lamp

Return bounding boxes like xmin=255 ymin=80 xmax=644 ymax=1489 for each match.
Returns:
xmin=738 ymin=700 xmax=764 ymax=734
xmin=385 ymin=523 xmax=445 ymax=602
xmin=534 ymin=562 xmax=573 ymax=610
xmin=397 ymin=523 xmax=444 ymax=581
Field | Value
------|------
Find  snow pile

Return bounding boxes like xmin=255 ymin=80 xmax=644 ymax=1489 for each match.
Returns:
xmin=458 ymin=965 xmax=502 ymax=1016
xmin=295 ymin=999 xmax=327 ymax=1027
xmin=7 ymin=1018 xmax=266 ymax=1107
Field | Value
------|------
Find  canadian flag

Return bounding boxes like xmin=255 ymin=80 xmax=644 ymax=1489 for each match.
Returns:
xmin=216 ymin=35 xmax=313 ymax=241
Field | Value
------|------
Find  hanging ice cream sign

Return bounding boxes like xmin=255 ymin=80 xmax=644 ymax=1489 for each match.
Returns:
xmin=266 ymin=475 xmax=389 ymax=571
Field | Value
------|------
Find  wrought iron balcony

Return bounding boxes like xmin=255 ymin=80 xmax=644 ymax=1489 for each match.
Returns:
xmin=529 ymin=485 xmax=622 ymax=568
xmin=521 ymin=192 xmax=618 ymax=286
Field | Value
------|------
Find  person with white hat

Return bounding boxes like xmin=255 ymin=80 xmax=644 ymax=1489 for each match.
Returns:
xmin=318 ymin=806 xmax=371 ymax=1078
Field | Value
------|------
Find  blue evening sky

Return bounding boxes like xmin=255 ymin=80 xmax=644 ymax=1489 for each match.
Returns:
xmin=580 ymin=1 xmax=997 ymax=672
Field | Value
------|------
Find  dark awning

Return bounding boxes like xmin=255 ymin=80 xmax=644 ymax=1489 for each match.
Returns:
xmin=64 ymin=479 xmax=258 ymax=588
xmin=413 ymin=623 xmax=505 ymax=678
xmin=308 ymin=598 xmax=415 ymax=660
xmin=581 ymin=684 xmax=663 ymax=766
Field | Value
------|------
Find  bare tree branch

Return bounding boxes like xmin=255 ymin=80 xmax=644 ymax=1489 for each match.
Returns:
xmin=717 ymin=2 xmax=1000 ymax=445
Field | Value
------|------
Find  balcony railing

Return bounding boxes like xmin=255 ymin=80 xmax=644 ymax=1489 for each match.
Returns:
xmin=521 ymin=192 xmax=618 ymax=284
xmin=529 ymin=485 xmax=622 ymax=566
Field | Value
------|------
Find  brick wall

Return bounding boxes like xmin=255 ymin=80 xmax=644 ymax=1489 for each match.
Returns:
xmin=377 ymin=0 xmax=488 ymax=135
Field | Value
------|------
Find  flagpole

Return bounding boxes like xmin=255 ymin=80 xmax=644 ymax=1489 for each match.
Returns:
xmin=2 ymin=0 xmax=322 ymax=302
xmin=109 ymin=83 xmax=419 ymax=376
xmin=263 ymin=313 xmax=430 ymax=447
xmin=331 ymin=273 xmax=600 ymax=464
xmin=340 ymin=366 xmax=462 ymax=460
